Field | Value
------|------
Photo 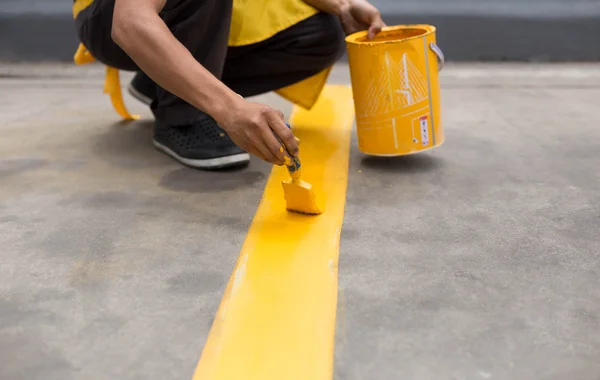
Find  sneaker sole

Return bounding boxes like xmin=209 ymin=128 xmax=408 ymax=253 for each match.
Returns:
xmin=128 ymin=83 xmax=154 ymax=106
xmin=153 ymin=139 xmax=250 ymax=169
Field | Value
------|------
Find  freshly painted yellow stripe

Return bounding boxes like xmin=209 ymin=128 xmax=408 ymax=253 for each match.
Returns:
xmin=192 ymin=85 xmax=355 ymax=380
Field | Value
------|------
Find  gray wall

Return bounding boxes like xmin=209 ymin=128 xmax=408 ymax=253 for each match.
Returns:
xmin=374 ymin=0 xmax=600 ymax=17
xmin=375 ymin=0 xmax=600 ymax=61
xmin=1 ymin=0 xmax=599 ymax=61
xmin=3 ymin=0 xmax=600 ymax=16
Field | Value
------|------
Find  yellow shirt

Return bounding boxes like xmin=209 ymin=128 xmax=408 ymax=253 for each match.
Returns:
xmin=227 ymin=0 xmax=331 ymax=109
xmin=229 ymin=0 xmax=319 ymax=46
xmin=73 ymin=0 xmax=330 ymax=120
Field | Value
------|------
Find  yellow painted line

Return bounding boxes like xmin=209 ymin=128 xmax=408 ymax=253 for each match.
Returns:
xmin=192 ymin=85 xmax=355 ymax=380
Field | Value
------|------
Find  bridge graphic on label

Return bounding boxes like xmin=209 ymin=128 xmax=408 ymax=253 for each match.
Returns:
xmin=358 ymin=51 xmax=429 ymax=118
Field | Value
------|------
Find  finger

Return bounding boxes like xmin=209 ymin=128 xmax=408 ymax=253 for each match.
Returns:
xmin=260 ymin=122 xmax=289 ymax=165
xmin=261 ymin=133 xmax=287 ymax=166
xmin=254 ymin=151 xmax=271 ymax=164
xmin=243 ymin=142 xmax=266 ymax=161
xmin=344 ymin=20 xmax=363 ymax=36
xmin=252 ymin=134 xmax=282 ymax=166
xmin=267 ymin=111 xmax=299 ymax=157
xmin=238 ymin=140 xmax=268 ymax=163
xmin=367 ymin=26 xmax=377 ymax=40
xmin=368 ymin=17 xmax=385 ymax=39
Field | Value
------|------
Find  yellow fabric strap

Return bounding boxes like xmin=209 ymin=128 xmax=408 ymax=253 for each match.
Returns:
xmin=73 ymin=0 xmax=94 ymax=19
xmin=73 ymin=44 xmax=140 ymax=121
xmin=73 ymin=43 xmax=95 ymax=65
xmin=104 ymin=67 xmax=141 ymax=120
xmin=73 ymin=0 xmax=139 ymax=121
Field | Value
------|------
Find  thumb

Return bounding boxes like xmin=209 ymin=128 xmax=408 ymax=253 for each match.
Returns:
xmin=367 ymin=18 xmax=386 ymax=39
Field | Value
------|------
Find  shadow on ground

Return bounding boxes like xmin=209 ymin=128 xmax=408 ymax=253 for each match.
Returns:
xmin=91 ymin=120 xmax=165 ymax=169
xmin=360 ymin=154 xmax=445 ymax=173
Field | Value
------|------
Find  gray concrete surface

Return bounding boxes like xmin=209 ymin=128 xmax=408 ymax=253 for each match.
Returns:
xmin=0 ymin=66 xmax=279 ymax=380
xmin=1 ymin=63 xmax=600 ymax=380
xmin=335 ymin=64 xmax=600 ymax=380
xmin=1 ymin=0 xmax=600 ymax=62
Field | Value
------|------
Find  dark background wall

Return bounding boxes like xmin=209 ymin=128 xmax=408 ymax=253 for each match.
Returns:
xmin=1 ymin=0 xmax=599 ymax=61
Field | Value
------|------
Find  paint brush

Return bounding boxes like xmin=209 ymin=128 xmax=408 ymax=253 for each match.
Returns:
xmin=280 ymin=123 xmax=322 ymax=215
xmin=282 ymin=155 xmax=322 ymax=215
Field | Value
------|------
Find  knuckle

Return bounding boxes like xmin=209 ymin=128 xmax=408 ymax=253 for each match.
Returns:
xmin=250 ymin=117 xmax=262 ymax=128
xmin=259 ymin=105 xmax=272 ymax=116
xmin=282 ymin=129 xmax=294 ymax=141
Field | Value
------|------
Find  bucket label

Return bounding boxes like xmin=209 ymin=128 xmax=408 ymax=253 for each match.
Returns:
xmin=419 ymin=116 xmax=430 ymax=146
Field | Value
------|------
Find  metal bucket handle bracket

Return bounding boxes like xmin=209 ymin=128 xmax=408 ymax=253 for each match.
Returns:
xmin=429 ymin=43 xmax=445 ymax=71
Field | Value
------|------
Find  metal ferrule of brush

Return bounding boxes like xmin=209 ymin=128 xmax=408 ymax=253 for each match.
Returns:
xmin=286 ymin=156 xmax=302 ymax=182
xmin=282 ymin=122 xmax=302 ymax=181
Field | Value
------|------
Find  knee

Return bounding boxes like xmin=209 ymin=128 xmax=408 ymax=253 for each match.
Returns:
xmin=315 ymin=13 xmax=347 ymax=66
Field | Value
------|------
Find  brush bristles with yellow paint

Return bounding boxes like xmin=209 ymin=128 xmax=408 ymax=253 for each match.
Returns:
xmin=282 ymin=155 xmax=322 ymax=215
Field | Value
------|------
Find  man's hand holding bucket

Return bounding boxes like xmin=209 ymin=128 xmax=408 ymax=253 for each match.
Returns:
xmin=305 ymin=0 xmax=386 ymax=40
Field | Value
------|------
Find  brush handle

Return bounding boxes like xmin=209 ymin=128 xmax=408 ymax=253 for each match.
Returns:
xmin=283 ymin=123 xmax=302 ymax=181
xmin=286 ymin=156 xmax=302 ymax=182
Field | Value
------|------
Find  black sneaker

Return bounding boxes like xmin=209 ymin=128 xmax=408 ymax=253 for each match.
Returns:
xmin=153 ymin=114 xmax=250 ymax=170
xmin=128 ymin=72 xmax=156 ymax=106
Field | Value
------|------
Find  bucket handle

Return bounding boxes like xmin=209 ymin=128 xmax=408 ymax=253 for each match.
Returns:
xmin=429 ymin=43 xmax=445 ymax=71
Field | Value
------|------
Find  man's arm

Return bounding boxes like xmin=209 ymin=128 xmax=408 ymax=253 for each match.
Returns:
xmin=302 ymin=0 xmax=386 ymax=40
xmin=301 ymin=0 xmax=348 ymax=15
xmin=111 ymin=0 xmax=298 ymax=165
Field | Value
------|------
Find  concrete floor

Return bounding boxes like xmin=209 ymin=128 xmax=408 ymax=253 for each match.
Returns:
xmin=1 ymin=63 xmax=600 ymax=380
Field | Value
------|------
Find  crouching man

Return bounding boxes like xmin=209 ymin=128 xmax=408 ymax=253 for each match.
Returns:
xmin=74 ymin=0 xmax=385 ymax=169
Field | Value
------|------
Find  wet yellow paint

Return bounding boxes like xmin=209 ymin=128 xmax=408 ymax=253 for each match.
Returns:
xmin=192 ymin=85 xmax=355 ymax=380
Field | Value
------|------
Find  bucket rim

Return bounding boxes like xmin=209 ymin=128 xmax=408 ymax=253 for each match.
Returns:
xmin=345 ymin=24 xmax=436 ymax=46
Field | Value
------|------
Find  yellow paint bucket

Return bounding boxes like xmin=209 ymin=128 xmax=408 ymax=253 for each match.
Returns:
xmin=346 ymin=25 xmax=445 ymax=156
